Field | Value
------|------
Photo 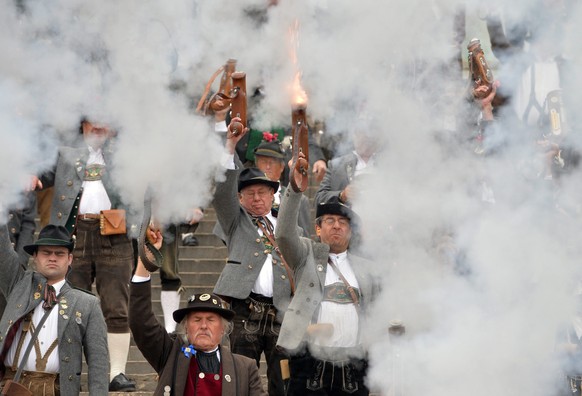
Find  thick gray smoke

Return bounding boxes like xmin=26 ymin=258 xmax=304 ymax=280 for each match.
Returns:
xmin=2 ymin=0 xmax=582 ymax=394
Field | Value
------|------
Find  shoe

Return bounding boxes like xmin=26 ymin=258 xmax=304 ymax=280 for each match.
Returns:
xmin=181 ymin=233 xmax=199 ymax=247
xmin=109 ymin=373 xmax=136 ymax=392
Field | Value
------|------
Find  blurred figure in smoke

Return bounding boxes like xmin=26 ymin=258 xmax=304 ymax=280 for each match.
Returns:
xmin=555 ymin=284 xmax=582 ymax=395
xmin=276 ymin=158 xmax=380 ymax=396
xmin=483 ymin=0 xmax=579 ymax=182
xmin=315 ymin=123 xmax=379 ymax=208
xmin=30 ymin=117 xmax=137 ymax=392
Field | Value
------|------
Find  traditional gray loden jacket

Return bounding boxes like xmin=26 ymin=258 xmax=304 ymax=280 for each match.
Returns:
xmin=275 ymin=186 xmax=379 ymax=353
xmin=0 ymin=226 xmax=109 ymax=394
xmin=212 ymin=168 xmax=293 ymax=319
xmin=314 ymin=152 xmax=358 ymax=207
xmin=39 ymin=145 xmax=124 ymax=228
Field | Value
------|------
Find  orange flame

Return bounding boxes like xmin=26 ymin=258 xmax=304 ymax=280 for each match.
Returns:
xmin=289 ymin=19 xmax=308 ymax=108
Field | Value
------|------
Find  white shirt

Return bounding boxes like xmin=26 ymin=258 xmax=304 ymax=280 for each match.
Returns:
xmin=79 ymin=146 xmax=111 ymax=214
xmin=251 ymin=212 xmax=277 ymax=298
xmin=315 ymin=251 xmax=360 ymax=348
xmin=5 ymin=279 xmax=66 ymax=373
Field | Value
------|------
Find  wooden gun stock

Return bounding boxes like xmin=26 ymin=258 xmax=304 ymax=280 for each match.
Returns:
xmin=289 ymin=105 xmax=309 ymax=193
xmin=467 ymin=38 xmax=494 ymax=99
xmin=196 ymin=59 xmax=237 ymax=115
xmin=229 ymin=71 xmax=247 ymax=137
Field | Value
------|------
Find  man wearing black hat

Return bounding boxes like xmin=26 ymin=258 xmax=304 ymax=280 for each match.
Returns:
xmin=130 ymin=239 xmax=266 ymax=396
xmin=276 ymin=161 xmax=379 ymax=395
xmin=0 ymin=223 xmax=109 ymax=395
xmin=30 ymin=117 xmax=136 ymax=391
xmin=210 ymin=118 xmax=295 ymax=395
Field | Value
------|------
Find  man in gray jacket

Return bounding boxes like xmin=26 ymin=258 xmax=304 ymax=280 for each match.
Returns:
xmin=31 ymin=117 xmax=136 ymax=391
xmin=0 ymin=223 xmax=109 ymax=395
xmin=276 ymin=165 xmax=378 ymax=395
xmin=212 ymin=119 xmax=294 ymax=395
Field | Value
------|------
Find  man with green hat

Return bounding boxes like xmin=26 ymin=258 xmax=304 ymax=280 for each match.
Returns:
xmin=0 ymin=223 xmax=109 ymax=395
xmin=253 ymin=139 xmax=312 ymax=237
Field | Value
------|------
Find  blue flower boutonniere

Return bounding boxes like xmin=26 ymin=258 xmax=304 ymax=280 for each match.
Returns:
xmin=182 ymin=344 xmax=196 ymax=358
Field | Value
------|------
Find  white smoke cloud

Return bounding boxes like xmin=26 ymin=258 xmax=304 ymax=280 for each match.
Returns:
xmin=2 ymin=0 xmax=582 ymax=394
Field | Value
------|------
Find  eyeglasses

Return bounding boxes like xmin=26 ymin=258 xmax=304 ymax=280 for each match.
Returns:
xmin=321 ymin=217 xmax=350 ymax=226
xmin=240 ymin=189 xmax=272 ymax=199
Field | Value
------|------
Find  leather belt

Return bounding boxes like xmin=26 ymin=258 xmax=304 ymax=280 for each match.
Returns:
xmin=77 ymin=213 xmax=100 ymax=220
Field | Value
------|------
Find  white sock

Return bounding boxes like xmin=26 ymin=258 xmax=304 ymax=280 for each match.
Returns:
xmin=161 ymin=290 xmax=181 ymax=333
xmin=108 ymin=332 xmax=131 ymax=381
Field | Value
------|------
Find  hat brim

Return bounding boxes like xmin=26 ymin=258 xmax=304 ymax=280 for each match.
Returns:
xmin=23 ymin=238 xmax=75 ymax=255
xmin=173 ymin=304 xmax=236 ymax=323
xmin=238 ymin=178 xmax=279 ymax=193
xmin=254 ymin=148 xmax=285 ymax=160
xmin=316 ymin=203 xmax=359 ymax=225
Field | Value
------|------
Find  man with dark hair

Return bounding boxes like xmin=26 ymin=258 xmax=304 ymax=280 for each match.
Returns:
xmin=211 ymin=118 xmax=294 ymax=395
xmin=276 ymin=160 xmax=379 ymax=395
xmin=130 ymin=233 xmax=267 ymax=396
xmin=0 ymin=224 xmax=109 ymax=394
xmin=30 ymin=117 xmax=136 ymax=391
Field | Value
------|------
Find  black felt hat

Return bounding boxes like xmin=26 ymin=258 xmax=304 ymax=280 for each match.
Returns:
xmin=23 ymin=225 xmax=75 ymax=255
xmin=254 ymin=140 xmax=285 ymax=160
xmin=173 ymin=293 xmax=235 ymax=323
xmin=316 ymin=196 xmax=359 ymax=224
xmin=237 ymin=167 xmax=279 ymax=192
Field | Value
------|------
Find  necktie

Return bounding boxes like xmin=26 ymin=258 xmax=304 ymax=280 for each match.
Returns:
xmin=43 ymin=284 xmax=58 ymax=311
xmin=196 ymin=350 xmax=220 ymax=374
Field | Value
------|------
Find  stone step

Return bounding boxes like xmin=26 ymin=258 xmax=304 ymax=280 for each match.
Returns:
xmin=178 ymin=246 xmax=227 ymax=259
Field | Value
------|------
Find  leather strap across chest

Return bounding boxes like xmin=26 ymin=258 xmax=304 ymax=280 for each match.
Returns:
xmin=255 ymin=217 xmax=296 ymax=296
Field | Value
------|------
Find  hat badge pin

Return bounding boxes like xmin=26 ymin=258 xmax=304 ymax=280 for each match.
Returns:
xmin=199 ymin=294 xmax=211 ymax=301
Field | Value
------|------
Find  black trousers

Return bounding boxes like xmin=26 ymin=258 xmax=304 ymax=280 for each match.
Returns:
xmin=287 ymin=352 xmax=369 ymax=396
xmin=230 ymin=295 xmax=288 ymax=396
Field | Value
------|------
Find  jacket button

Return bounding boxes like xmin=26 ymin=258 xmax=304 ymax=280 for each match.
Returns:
xmin=0 ymin=336 xmax=3 ymax=341
xmin=272 ymin=259 xmax=278 ymax=264
xmin=281 ymin=275 xmax=286 ymax=280
xmin=63 ymin=356 xmax=70 ymax=362
xmin=67 ymin=180 xmax=73 ymax=186
xmin=68 ymin=375 xmax=73 ymax=381
xmin=256 ymin=238 xmax=261 ymax=243
xmin=254 ymin=252 xmax=259 ymax=257
xmin=248 ymin=265 xmax=253 ymax=270
xmin=57 ymin=212 xmax=63 ymax=219
xmin=60 ymin=195 xmax=66 ymax=201
xmin=17 ymin=304 xmax=22 ymax=308
xmin=306 ymin=297 xmax=311 ymax=302
xmin=10 ymin=228 xmax=16 ymax=234
xmin=309 ymin=283 xmax=314 ymax=287
xmin=8 ymin=214 xmax=13 ymax=220
xmin=67 ymin=338 xmax=72 ymax=344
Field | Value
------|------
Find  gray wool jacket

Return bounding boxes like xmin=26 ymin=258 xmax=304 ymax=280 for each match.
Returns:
xmin=0 ymin=226 xmax=109 ymax=395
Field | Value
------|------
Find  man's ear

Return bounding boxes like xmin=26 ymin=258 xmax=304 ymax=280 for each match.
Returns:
xmin=315 ymin=225 xmax=321 ymax=237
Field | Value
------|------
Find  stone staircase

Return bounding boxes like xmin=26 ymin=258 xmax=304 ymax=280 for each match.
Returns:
xmin=76 ymin=181 xmax=322 ymax=395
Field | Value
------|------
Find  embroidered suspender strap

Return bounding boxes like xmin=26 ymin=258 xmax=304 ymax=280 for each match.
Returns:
xmin=327 ymin=258 xmax=360 ymax=308
xmin=31 ymin=321 xmax=58 ymax=372
xmin=12 ymin=295 xmax=59 ymax=383
xmin=255 ymin=219 xmax=296 ymax=296
xmin=11 ymin=313 xmax=33 ymax=371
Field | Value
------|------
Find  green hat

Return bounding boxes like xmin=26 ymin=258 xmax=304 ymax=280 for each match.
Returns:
xmin=23 ymin=225 xmax=75 ymax=255
xmin=254 ymin=140 xmax=285 ymax=160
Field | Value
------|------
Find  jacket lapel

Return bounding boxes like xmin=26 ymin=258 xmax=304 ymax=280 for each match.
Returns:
xmin=313 ymin=243 xmax=330 ymax=287
xmin=75 ymin=149 xmax=89 ymax=182
xmin=220 ymin=346 xmax=236 ymax=396
xmin=56 ymin=283 xmax=73 ymax=342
